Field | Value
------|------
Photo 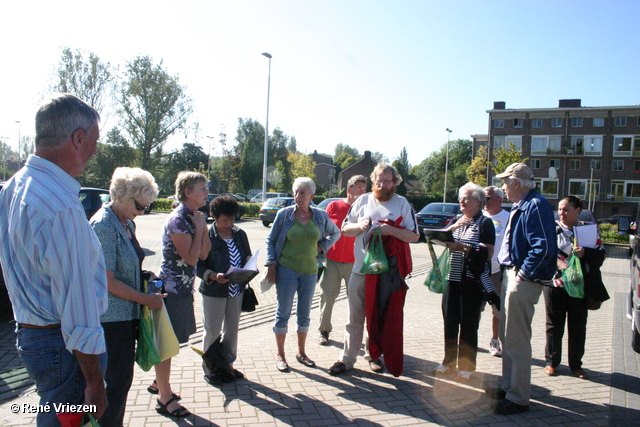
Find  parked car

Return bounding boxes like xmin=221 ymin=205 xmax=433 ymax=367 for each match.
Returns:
xmin=234 ymin=193 xmax=249 ymax=202
xmin=598 ymin=214 xmax=636 ymax=225
xmin=79 ymin=187 xmax=110 ymax=220
xmin=250 ymin=192 xmax=289 ymax=203
xmin=196 ymin=194 xmax=245 ymax=221
xmin=316 ymin=197 xmax=341 ymax=210
xmin=0 ymin=182 xmax=9 ymax=321
xmin=259 ymin=197 xmax=315 ymax=227
xmin=415 ymin=202 xmax=460 ymax=238
xmin=618 ymin=205 xmax=640 ymax=354
xmin=553 ymin=209 xmax=596 ymax=224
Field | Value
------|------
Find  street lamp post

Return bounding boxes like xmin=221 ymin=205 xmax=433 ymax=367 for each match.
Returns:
xmin=261 ymin=52 xmax=272 ymax=203
xmin=443 ymin=128 xmax=452 ymax=203
xmin=588 ymin=164 xmax=595 ymax=212
xmin=206 ymin=135 xmax=214 ymax=180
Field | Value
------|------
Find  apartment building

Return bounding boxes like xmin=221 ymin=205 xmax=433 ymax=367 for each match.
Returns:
xmin=474 ymin=99 xmax=640 ymax=218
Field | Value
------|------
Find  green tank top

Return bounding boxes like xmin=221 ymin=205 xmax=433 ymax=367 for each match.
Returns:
xmin=279 ymin=218 xmax=321 ymax=275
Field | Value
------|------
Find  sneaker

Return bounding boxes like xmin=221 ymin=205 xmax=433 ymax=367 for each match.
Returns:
xmin=318 ymin=331 xmax=329 ymax=346
xmin=432 ymin=364 xmax=453 ymax=377
xmin=369 ymin=359 xmax=384 ymax=373
xmin=455 ymin=370 xmax=473 ymax=383
xmin=489 ymin=338 xmax=502 ymax=357
xmin=494 ymin=398 xmax=529 ymax=415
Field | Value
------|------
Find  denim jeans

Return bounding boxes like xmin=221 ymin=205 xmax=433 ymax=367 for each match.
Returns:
xmin=273 ymin=264 xmax=317 ymax=334
xmin=16 ymin=326 xmax=84 ymax=427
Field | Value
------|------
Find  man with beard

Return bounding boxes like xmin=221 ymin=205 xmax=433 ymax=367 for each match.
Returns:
xmin=328 ymin=163 xmax=419 ymax=375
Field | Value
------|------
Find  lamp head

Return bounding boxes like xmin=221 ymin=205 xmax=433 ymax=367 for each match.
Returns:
xmin=262 ymin=52 xmax=272 ymax=58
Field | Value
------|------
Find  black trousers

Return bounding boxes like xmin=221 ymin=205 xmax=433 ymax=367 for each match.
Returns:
xmin=543 ymin=286 xmax=588 ymax=370
xmin=441 ymin=279 xmax=483 ymax=372
xmin=98 ymin=320 xmax=138 ymax=427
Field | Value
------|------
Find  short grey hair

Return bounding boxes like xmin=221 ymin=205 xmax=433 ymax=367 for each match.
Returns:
xmin=35 ymin=93 xmax=100 ymax=148
xmin=484 ymin=185 xmax=504 ymax=200
xmin=459 ymin=182 xmax=487 ymax=209
xmin=505 ymin=176 xmax=536 ymax=190
xmin=347 ymin=174 xmax=367 ymax=188
xmin=293 ymin=177 xmax=316 ymax=194
xmin=110 ymin=167 xmax=159 ymax=205
xmin=370 ymin=162 xmax=403 ymax=186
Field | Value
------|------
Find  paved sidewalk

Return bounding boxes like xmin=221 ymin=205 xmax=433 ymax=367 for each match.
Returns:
xmin=1 ymin=244 xmax=639 ymax=426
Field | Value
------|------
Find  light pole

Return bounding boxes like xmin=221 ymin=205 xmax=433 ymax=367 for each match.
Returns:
xmin=443 ymin=128 xmax=452 ymax=202
xmin=206 ymin=135 xmax=214 ymax=180
xmin=15 ymin=121 xmax=20 ymax=166
xmin=261 ymin=52 xmax=272 ymax=203
xmin=588 ymin=164 xmax=595 ymax=212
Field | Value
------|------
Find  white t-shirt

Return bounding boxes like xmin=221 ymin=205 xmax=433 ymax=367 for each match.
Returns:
xmin=484 ymin=208 xmax=511 ymax=274
xmin=343 ymin=192 xmax=418 ymax=273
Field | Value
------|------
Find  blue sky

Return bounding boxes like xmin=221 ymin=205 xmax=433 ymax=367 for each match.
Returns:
xmin=1 ymin=0 xmax=639 ymax=167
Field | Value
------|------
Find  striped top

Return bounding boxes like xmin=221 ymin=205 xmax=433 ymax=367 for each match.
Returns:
xmin=223 ymin=238 xmax=242 ymax=297
xmin=448 ymin=212 xmax=495 ymax=283
xmin=0 ymin=155 xmax=108 ymax=354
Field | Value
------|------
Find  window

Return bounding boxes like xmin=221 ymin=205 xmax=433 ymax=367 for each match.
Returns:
xmin=494 ymin=136 xmax=521 ymax=151
xmin=636 ymin=160 xmax=640 ymax=172
xmin=615 ymin=116 xmax=627 ymax=127
xmin=613 ymin=160 xmax=624 ymax=171
xmin=550 ymin=159 xmax=561 ymax=170
xmin=530 ymin=159 xmax=541 ymax=169
xmin=626 ymin=181 xmax=640 ymax=201
xmin=506 ymin=136 xmax=522 ymax=151
xmin=494 ymin=119 xmax=504 ymax=128
xmin=584 ymin=136 xmax=603 ymax=156
xmin=494 ymin=136 xmax=506 ymax=151
xmin=569 ymin=180 xmax=587 ymax=198
xmin=531 ymin=136 xmax=561 ymax=155
xmin=569 ymin=160 xmax=581 ymax=170
xmin=531 ymin=118 xmax=542 ymax=128
xmin=513 ymin=118 xmax=523 ymax=128
xmin=551 ymin=118 xmax=563 ymax=127
xmin=569 ymin=136 xmax=584 ymax=154
xmin=614 ymin=135 xmax=633 ymax=156
xmin=535 ymin=179 xmax=558 ymax=198
xmin=572 ymin=117 xmax=583 ymax=127
xmin=586 ymin=180 xmax=600 ymax=202
xmin=590 ymin=159 xmax=602 ymax=170
xmin=593 ymin=117 xmax=605 ymax=127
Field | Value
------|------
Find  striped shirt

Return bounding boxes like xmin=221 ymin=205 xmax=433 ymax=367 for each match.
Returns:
xmin=448 ymin=212 xmax=495 ymax=283
xmin=223 ymin=238 xmax=242 ymax=297
xmin=0 ymin=155 xmax=108 ymax=354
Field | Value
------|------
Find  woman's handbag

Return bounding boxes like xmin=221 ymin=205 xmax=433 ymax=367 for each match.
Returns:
xmin=562 ymin=254 xmax=585 ymax=299
xmin=241 ymin=285 xmax=259 ymax=312
xmin=359 ymin=227 xmax=389 ymax=274
xmin=424 ymin=241 xmax=450 ymax=294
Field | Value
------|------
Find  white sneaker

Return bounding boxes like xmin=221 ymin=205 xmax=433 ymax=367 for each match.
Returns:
xmin=432 ymin=364 xmax=451 ymax=376
xmin=455 ymin=370 xmax=473 ymax=383
xmin=489 ymin=338 xmax=502 ymax=357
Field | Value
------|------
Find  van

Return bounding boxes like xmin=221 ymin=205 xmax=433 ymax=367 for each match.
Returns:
xmin=618 ymin=204 xmax=640 ymax=353
xmin=250 ymin=192 xmax=289 ymax=203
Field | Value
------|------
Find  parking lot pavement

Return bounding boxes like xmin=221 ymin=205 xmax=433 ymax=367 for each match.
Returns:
xmin=1 ymin=215 xmax=639 ymax=426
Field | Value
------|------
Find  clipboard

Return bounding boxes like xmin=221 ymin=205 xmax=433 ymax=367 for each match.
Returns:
xmin=423 ymin=229 xmax=454 ymax=247
xmin=224 ymin=249 xmax=260 ymax=286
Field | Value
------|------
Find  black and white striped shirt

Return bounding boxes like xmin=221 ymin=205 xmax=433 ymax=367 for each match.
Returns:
xmin=447 ymin=212 xmax=495 ymax=283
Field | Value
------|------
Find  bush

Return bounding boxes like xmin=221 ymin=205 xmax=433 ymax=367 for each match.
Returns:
xmin=153 ymin=198 xmax=174 ymax=211
xmin=598 ymin=223 xmax=630 ymax=244
xmin=242 ymin=203 xmax=261 ymax=217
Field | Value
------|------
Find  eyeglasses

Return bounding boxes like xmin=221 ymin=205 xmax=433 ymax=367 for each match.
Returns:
xmin=459 ymin=196 xmax=473 ymax=202
xmin=486 ymin=196 xmax=492 ymax=200
xmin=134 ymin=200 xmax=148 ymax=212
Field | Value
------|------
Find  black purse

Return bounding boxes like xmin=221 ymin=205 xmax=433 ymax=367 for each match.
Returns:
xmin=241 ymin=285 xmax=259 ymax=312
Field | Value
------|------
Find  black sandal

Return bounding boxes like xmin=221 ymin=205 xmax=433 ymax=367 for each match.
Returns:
xmin=147 ymin=380 xmax=181 ymax=401
xmin=155 ymin=397 xmax=190 ymax=418
xmin=296 ymin=354 xmax=316 ymax=367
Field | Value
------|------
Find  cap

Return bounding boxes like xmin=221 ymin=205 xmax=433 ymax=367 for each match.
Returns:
xmin=495 ymin=162 xmax=534 ymax=180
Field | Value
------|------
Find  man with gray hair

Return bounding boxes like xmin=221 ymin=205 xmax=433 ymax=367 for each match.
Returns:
xmin=485 ymin=163 xmax=557 ymax=415
xmin=0 ymin=94 xmax=108 ymax=425
xmin=317 ymin=175 xmax=367 ymax=346
xmin=483 ymin=185 xmax=510 ymax=357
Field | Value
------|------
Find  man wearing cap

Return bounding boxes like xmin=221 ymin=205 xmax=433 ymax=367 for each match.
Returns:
xmin=486 ymin=163 xmax=557 ymax=415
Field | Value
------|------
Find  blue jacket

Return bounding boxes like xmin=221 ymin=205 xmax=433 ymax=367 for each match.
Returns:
xmin=508 ymin=189 xmax=558 ymax=283
xmin=265 ymin=205 xmax=340 ymax=266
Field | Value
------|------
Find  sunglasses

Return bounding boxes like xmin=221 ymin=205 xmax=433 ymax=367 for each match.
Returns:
xmin=134 ymin=200 xmax=148 ymax=212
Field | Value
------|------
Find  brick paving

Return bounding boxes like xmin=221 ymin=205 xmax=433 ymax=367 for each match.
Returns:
xmin=0 ymin=225 xmax=639 ymax=426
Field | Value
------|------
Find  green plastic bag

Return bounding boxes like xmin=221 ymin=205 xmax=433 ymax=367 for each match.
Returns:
xmin=359 ymin=227 xmax=389 ymax=274
xmin=135 ymin=304 xmax=161 ymax=372
xmin=562 ymin=254 xmax=585 ymax=299
xmin=424 ymin=241 xmax=450 ymax=294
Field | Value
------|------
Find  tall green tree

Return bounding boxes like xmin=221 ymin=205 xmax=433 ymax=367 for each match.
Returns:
xmin=288 ymin=152 xmax=316 ymax=181
xmin=236 ymin=118 xmax=265 ymax=192
xmin=413 ymin=139 xmax=472 ymax=201
xmin=467 ymin=145 xmax=489 ymax=186
xmin=119 ymin=56 xmax=192 ymax=170
xmin=492 ymin=142 xmax=528 ymax=176
xmin=392 ymin=147 xmax=411 ymax=195
xmin=51 ymin=47 xmax=115 ymax=115
xmin=334 ymin=143 xmax=360 ymax=159
xmin=79 ymin=128 xmax=136 ymax=188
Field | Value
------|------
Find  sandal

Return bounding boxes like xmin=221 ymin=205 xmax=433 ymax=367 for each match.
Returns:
xmin=296 ymin=354 xmax=316 ymax=367
xmin=155 ymin=397 xmax=190 ymax=418
xmin=276 ymin=358 xmax=290 ymax=372
xmin=147 ymin=380 xmax=181 ymax=401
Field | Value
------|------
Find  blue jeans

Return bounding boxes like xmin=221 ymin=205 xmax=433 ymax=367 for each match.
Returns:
xmin=274 ymin=264 xmax=317 ymax=334
xmin=16 ymin=327 xmax=86 ymax=427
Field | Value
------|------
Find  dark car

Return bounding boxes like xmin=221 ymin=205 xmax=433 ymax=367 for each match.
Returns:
xmin=553 ymin=209 xmax=596 ymax=225
xmin=259 ymin=197 xmax=315 ymax=227
xmin=598 ymin=214 xmax=636 ymax=225
xmin=79 ymin=187 xmax=110 ymax=220
xmin=316 ymin=197 xmax=341 ymax=210
xmin=0 ymin=182 xmax=9 ymax=321
xmin=415 ymin=202 xmax=461 ymax=238
xmin=198 ymin=194 xmax=245 ymax=221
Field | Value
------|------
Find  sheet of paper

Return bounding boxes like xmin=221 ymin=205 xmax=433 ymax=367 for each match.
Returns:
xmin=574 ymin=224 xmax=598 ymax=248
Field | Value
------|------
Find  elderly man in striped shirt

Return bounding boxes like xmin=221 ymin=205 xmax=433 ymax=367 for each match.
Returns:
xmin=0 ymin=94 xmax=108 ymax=426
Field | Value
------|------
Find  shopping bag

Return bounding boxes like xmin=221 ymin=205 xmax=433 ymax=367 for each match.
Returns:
xmin=562 ymin=254 xmax=585 ymax=299
xmin=151 ymin=301 xmax=180 ymax=361
xmin=424 ymin=241 xmax=450 ymax=294
xmin=135 ymin=304 xmax=161 ymax=371
xmin=359 ymin=227 xmax=389 ymax=274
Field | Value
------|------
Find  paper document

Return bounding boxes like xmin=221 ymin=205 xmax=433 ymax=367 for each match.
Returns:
xmin=225 ymin=249 xmax=260 ymax=286
xmin=574 ymin=224 xmax=598 ymax=248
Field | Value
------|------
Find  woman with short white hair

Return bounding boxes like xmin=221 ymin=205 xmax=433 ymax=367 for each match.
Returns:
xmin=90 ymin=167 xmax=161 ymax=427
xmin=265 ymin=177 xmax=340 ymax=372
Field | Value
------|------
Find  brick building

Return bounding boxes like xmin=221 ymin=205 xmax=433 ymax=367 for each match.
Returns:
xmin=473 ymin=99 xmax=640 ymax=218
xmin=338 ymin=151 xmax=377 ymax=190
xmin=310 ymin=150 xmax=335 ymax=192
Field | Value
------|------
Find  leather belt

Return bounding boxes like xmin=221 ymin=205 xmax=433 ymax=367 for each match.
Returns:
xmin=18 ymin=323 xmax=61 ymax=329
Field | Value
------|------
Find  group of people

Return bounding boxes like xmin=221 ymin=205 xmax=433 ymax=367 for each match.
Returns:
xmin=0 ymin=93 xmax=610 ymax=426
